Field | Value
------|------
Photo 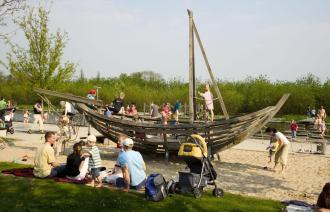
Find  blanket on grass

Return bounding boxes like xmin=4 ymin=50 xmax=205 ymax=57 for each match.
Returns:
xmin=1 ymin=168 xmax=91 ymax=184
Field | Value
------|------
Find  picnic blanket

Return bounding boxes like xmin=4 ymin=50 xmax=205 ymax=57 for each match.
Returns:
xmin=1 ymin=168 xmax=91 ymax=184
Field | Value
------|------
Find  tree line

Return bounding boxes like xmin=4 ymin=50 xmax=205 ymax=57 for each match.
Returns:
xmin=0 ymin=70 xmax=329 ymax=116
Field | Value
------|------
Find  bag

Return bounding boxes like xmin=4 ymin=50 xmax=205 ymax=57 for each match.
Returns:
xmin=145 ymin=173 xmax=167 ymax=202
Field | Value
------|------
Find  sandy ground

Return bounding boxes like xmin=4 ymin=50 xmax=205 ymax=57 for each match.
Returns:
xmin=0 ymin=122 xmax=329 ymax=204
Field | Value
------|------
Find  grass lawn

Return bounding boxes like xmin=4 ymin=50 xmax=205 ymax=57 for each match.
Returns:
xmin=0 ymin=162 xmax=283 ymax=212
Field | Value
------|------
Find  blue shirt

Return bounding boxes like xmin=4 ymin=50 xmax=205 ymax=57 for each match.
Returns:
xmin=118 ymin=150 xmax=146 ymax=186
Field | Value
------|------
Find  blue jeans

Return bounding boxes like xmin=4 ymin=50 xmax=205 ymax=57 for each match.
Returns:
xmin=292 ymin=131 xmax=297 ymax=138
xmin=50 ymin=165 xmax=66 ymax=177
xmin=116 ymin=178 xmax=146 ymax=190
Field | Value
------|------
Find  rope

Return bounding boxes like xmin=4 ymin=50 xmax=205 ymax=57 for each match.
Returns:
xmin=194 ymin=96 xmax=220 ymax=101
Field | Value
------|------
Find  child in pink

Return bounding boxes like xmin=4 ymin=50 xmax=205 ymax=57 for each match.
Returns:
xmin=199 ymin=84 xmax=214 ymax=122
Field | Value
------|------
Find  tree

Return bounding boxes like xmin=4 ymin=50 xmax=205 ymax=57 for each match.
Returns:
xmin=6 ymin=6 xmax=75 ymax=89
xmin=0 ymin=0 xmax=26 ymax=38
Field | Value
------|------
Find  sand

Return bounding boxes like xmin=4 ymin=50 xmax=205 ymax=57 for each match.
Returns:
xmin=1 ymin=122 xmax=329 ymax=204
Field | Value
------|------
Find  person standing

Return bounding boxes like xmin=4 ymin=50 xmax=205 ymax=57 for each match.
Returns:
xmin=265 ymin=127 xmax=290 ymax=174
xmin=199 ymin=84 xmax=214 ymax=122
xmin=319 ymin=106 xmax=327 ymax=120
xmin=150 ymin=102 xmax=160 ymax=118
xmin=30 ymin=100 xmax=44 ymax=133
xmin=290 ymin=120 xmax=298 ymax=138
xmin=33 ymin=132 xmax=66 ymax=178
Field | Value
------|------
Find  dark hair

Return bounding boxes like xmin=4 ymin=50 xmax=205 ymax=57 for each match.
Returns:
xmin=44 ymin=132 xmax=55 ymax=141
xmin=317 ymin=182 xmax=330 ymax=208
xmin=78 ymin=140 xmax=86 ymax=146
xmin=73 ymin=143 xmax=82 ymax=155
xmin=265 ymin=127 xmax=277 ymax=133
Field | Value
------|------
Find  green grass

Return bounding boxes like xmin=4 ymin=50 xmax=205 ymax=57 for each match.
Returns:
xmin=0 ymin=162 xmax=283 ymax=212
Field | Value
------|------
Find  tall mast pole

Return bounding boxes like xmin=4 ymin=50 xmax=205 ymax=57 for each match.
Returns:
xmin=188 ymin=9 xmax=196 ymax=123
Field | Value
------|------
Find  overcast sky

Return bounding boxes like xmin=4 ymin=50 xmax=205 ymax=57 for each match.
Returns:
xmin=1 ymin=0 xmax=330 ymax=82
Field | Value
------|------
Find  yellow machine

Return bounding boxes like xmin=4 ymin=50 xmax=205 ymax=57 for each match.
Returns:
xmin=178 ymin=134 xmax=208 ymax=159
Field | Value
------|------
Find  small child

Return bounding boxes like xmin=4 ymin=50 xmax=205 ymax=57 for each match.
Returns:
xmin=23 ymin=110 xmax=30 ymax=125
xmin=85 ymin=134 xmax=103 ymax=187
xmin=319 ymin=118 xmax=327 ymax=138
xmin=290 ymin=120 xmax=298 ymax=138
xmin=266 ymin=139 xmax=279 ymax=163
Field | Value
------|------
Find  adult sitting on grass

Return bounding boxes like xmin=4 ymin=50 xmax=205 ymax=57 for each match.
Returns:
xmin=33 ymin=132 xmax=66 ymax=178
xmin=316 ymin=182 xmax=330 ymax=211
xmin=265 ymin=127 xmax=290 ymax=174
xmin=65 ymin=143 xmax=89 ymax=181
xmin=116 ymin=138 xmax=146 ymax=192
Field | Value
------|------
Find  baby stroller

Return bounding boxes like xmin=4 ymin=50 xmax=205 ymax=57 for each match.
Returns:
xmin=173 ymin=134 xmax=224 ymax=198
xmin=0 ymin=108 xmax=15 ymax=134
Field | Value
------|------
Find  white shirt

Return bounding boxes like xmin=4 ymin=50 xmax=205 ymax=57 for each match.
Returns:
xmin=275 ymin=132 xmax=290 ymax=145
xmin=65 ymin=102 xmax=75 ymax=114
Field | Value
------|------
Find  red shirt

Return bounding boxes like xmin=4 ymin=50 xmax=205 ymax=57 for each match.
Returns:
xmin=290 ymin=123 xmax=298 ymax=131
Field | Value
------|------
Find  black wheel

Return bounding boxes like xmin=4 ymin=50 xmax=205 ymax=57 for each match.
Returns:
xmin=193 ymin=187 xmax=202 ymax=198
xmin=213 ymin=188 xmax=224 ymax=198
xmin=169 ymin=182 xmax=176 ymax=194
xmin=9 ymin=128 xmax=14 ymax=134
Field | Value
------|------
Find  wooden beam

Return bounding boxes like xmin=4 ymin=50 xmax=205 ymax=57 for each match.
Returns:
xmin=187 ymin=9 xmax=196 ymax=123
xmin=192 ymin=20 xmax=229 ymax=120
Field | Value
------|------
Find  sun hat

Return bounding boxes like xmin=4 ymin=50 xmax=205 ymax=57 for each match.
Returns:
xmin=87 ymin=134 xmax=97 ymax=142
xmin=123 ymin=138 xmax=134 ymax=146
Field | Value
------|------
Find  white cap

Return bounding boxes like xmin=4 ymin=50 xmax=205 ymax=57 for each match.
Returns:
xmin=87 ymin=134 xmax=97 ymax=142
xmin=123 ymin=138 xmax=134 ymax=146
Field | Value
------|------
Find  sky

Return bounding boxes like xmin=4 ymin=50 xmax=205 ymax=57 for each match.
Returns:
xmin=1 ymin=0 xmax=330 ymax=82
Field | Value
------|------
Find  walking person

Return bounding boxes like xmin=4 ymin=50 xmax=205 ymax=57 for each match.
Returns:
xmin=29 ymin=100 xmax=44 ymax=133
xmin=290 ymin=120 xmax=298 ymax=139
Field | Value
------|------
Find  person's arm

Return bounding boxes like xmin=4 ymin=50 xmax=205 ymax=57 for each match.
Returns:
xmin=122 ymin=166 xmax=130 ymax=192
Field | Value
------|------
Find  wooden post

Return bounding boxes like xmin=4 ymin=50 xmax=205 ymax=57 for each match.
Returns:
xmin=188 ymin=9 xmax=196 ymax=123
xmin=192 ymin=20 xmax=229 ymax=120
xmin=163 ymin=130 xmax=169 ymax=163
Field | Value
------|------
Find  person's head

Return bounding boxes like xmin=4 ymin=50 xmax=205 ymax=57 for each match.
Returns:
xmin=119 ymin=92 xmax=125 ymax=99
xmin=205 ymin=84 xmax=210 ymax=91
xmin=122 ymin=138 xmax=134 ymax=151
xmin=45 ymin=132 xmax=57 ymax=145
xmin=265 ymin=127 xmax=277 ymax=136
xmin=73 ymin=143 xmax=83 ymax=155
xmin=291 ymin=119 xmax=295 ymax=123
xmin=117 ymin=134 xmax=128 ymax=149
xmin=322 ymin=183 xmax=330 ymax=207
xmin=60 ymin=101 xmax=65 ymax=107
xmin=131 ymin=103 xmax=136 ymax=109
xmin=321 ymin=105 xmax=324 ymax=109
xmin=86 ymin=134 xmax=97 ymax=147
xmin=78 ymin=140 xmax=86 ymax=146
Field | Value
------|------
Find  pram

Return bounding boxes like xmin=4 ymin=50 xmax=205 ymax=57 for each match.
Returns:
xmin=0 ymin=108 xmax=15 ymax=134
xmin=173 ymin=134 xmax=224 ymax=198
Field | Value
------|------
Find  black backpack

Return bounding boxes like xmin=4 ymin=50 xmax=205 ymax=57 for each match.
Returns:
xmin=145 ymin=173 xmax=168 ymax=202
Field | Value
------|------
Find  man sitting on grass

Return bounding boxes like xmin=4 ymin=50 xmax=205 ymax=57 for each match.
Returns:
xmin=116 ymin=138 xmax=146 ymax=192
xmin=33 ymin=132 xmax=66 ymax=178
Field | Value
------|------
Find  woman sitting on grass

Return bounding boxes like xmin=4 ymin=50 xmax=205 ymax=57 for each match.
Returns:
xmin=65 ymin=143 xmax=89 ymax=181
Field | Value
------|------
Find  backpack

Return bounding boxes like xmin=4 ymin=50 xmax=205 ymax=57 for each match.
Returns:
xmin=145 ymin=173 xmax=168 ymax=202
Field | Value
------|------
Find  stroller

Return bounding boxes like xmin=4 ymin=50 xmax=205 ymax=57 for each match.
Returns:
xmin=0 ymin=108 xmax=15 ymax=134
xmin=173 ymin=134 xmax=224 ymax=198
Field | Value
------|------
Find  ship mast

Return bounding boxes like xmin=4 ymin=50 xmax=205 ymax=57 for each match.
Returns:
xmin=187 ymin=9 xmax=229 ymax=121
